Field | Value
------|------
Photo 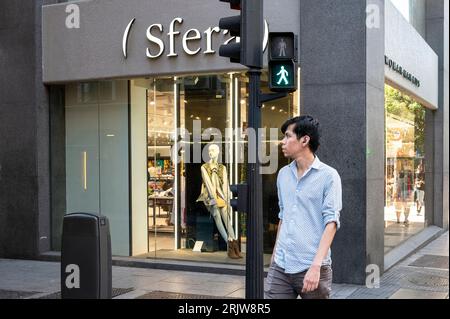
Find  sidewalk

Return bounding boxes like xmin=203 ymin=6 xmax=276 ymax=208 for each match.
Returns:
xmin=0 ymin=232 xmax=448 ymax=299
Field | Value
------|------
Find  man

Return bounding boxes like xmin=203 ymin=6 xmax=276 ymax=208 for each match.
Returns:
xmin=264 ymin=115 xmax=342 ymax=299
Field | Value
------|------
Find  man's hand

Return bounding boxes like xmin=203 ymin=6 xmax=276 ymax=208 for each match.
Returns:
xmin=302 ymin=264 xmax=321 ymax=293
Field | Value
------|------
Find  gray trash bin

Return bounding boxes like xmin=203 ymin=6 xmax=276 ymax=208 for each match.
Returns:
xmin=61 ymin=213 xmax=112 ymax=299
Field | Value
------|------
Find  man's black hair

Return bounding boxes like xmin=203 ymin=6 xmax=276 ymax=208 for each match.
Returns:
xmin=281 ymin=115 xmax=321 ymax=153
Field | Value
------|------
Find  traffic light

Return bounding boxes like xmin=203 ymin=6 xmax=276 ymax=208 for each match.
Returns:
xmin=218 ymin=0 xmax=263 ymax=68
xmin=268 ymin=32 xmax=297 ymax=92
xmin=229 ymin=183 xmax=248 ymax=214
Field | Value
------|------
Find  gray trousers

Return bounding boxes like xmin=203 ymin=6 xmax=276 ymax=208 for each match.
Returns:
xmin=264 ymin=262 xmax=332 ymax=299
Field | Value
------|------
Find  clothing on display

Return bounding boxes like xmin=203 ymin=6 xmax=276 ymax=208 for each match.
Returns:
xmin=196 ymin=145 xmax=242 ymax=259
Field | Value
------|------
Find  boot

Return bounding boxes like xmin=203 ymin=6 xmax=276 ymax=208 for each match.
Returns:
xmin=232 ymin=240 xmax=243 ymax=258
xmin=227 ymin=240 xmax=240 ymax=259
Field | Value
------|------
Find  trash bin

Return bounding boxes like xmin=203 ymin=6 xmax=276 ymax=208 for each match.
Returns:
xmin=61 ymin=213 xmax=112 ymax=299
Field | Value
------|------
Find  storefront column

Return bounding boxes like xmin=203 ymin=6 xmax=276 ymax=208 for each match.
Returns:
xmin=0 ymin=0 xmax=58 ymax=258
xmin=425 ymin=0 xmax=449 ymax=230
xmin=299 ymin=0 xmax=385 ymax=284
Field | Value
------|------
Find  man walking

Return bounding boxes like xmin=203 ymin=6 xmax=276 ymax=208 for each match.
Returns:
xmin=264 ymin=115 xmax=342 ymax=299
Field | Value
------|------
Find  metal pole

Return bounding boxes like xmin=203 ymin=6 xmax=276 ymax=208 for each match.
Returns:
xmin=245 ymin=67 xmax=264 ymax=299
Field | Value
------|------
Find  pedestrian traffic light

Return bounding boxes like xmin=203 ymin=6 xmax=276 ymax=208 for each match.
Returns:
xmin=268 ymin=32 xmax=297 ymax=92
xmin=218 ymin=0 xmax=263 ymax=68
xmin=229 ymin=183 xmax=248 ymax=214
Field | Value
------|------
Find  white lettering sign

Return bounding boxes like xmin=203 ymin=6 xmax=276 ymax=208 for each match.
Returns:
xmin=146 ymin=24 xmax=164 ymax=58
xmin=124 ymin=17 xmax=269 ymax=59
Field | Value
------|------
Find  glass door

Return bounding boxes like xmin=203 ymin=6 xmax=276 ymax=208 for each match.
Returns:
xmin=65 ymin=80 xmax=130 ymax=256
xmin=147 ymin=78 xmax=177 ymax=256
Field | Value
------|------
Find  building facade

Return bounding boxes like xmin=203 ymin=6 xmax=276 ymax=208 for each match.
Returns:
xmin=0 ymin=0 xmax=448 ymax=284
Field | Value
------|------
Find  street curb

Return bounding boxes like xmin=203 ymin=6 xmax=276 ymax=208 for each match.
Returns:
xmin=37 ymin=252 xmax=271 ymax=276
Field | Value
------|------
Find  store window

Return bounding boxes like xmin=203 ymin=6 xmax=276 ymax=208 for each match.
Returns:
xmin=54 ymin=71 xmax=298 ymax=260
xmin=384 ymin=84 xmax=426 ymax=253
xmin=146 ymin=78 xmax=177 ymax=255
xmin=130 ymin=71 xmax=298 ymax=263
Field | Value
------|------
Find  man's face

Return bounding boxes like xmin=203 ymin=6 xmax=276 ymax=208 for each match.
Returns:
xmin=280 ymin=124 xmax=309 ymax=159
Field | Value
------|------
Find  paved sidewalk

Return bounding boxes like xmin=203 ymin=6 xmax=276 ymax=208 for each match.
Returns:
xmin=331 ymin=231 xmax=449 ymax=299
xmin=0 ymin=232 xmax=448 ymax=299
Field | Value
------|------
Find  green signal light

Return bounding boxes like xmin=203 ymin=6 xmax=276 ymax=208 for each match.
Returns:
xmin=268 ymin=32 xmax=297 ymax=93
xmin=269 ymin=61 xmax=295 ymax=90
xmin=275 ymin=65 xmax=291 ymax=86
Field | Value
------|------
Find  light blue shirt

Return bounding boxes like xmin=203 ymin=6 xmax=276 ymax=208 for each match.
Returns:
xmin=274 ymin=156 xmax=342 ymax=274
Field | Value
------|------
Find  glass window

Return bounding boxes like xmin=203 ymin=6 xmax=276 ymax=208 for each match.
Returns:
xmin=129 ymin=71 xmax=298 ymax=263
xmin=147 ymin=78 xmax=177 ymax=256
xmin=384 ymin=84 xmax=426 ymax=253
xmin=180 ymin=74 xmax=234 ymax=258
xmin=54 ymin=71 xmax=299 ymax=260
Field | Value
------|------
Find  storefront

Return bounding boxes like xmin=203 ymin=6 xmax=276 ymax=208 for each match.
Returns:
xmin=43 ymin=0 xmax=443 ymax=275
xmin=45 ymin=0 xmax=301 ymax=262
xmin=1 ymin=0 xmax=446 ymax=286
xmin=53 ymin=72 xmax=299 ymax=261
xmin=383 ymin=0 xmax=439 ymax=254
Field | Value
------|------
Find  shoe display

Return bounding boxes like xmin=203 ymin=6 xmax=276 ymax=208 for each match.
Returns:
xmin=232 ymin=239 xmax=243 ymax=258
xmin=227 ymin=240 xmax=240 ymax=259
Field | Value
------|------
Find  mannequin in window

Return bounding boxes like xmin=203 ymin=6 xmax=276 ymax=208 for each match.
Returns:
xmin=414 ymin=162 xmax=425 ymax=216
xmin=395 ymin=169 xmax=411 ymax=226
xmin=197 ymin=144 xmax=242 ymax=259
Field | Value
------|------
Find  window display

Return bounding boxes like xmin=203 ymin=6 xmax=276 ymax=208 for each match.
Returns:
xmin=136 ymin=72 xmax=298 ymax=263
xmin=197 ymin=144 xmax=242 ymax=259
xmin=384 ymin=84 xmax=426 ymax=252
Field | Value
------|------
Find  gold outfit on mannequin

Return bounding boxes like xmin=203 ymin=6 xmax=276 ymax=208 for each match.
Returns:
xmin=197 ymin=145 xmax=242 ymax=259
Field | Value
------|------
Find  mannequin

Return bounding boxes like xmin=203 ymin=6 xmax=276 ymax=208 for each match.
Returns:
xmin=197 ymin=144 xmax=242 ymax=259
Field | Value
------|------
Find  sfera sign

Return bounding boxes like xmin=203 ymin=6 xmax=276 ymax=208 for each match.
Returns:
xmin=42 ymin=0 xmax=302 ymax=83
xmin=122 ymin=17 xmax=269 ymax=59
xmin=385 ymin=55 xmax=421 ymax=87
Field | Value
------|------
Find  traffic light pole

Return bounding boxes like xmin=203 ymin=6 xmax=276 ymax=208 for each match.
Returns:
xmin=218 ymin=0 xmax=291 ymax=300
xmin=246 ymin=68 xmax=264 ymax=299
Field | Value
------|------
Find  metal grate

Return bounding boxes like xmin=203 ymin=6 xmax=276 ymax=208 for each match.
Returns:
xmin=36 ymin=287 xmax=134 ymax=299
xmin=137 ymin=291 xmax=235 ymax=299
xmin=406 ymin=273 xmax=449 ymax=288
xmin=409 ymin=255 xmax=449 ymax=270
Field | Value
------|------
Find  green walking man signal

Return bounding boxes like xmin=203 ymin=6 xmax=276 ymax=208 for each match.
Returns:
xmin=277 ymin=66 xmax=289 ymax=85
xmin=268 ymin=32 xmax=297 ymax=92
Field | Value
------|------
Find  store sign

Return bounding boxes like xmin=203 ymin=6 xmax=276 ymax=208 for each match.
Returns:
xmin=122 ymin=17 xmax=269 ymax=59
xmin=384 ymin=56 xmax=421 ymax=87
xmin=42 ymin=0 xmax=301 ymax=83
